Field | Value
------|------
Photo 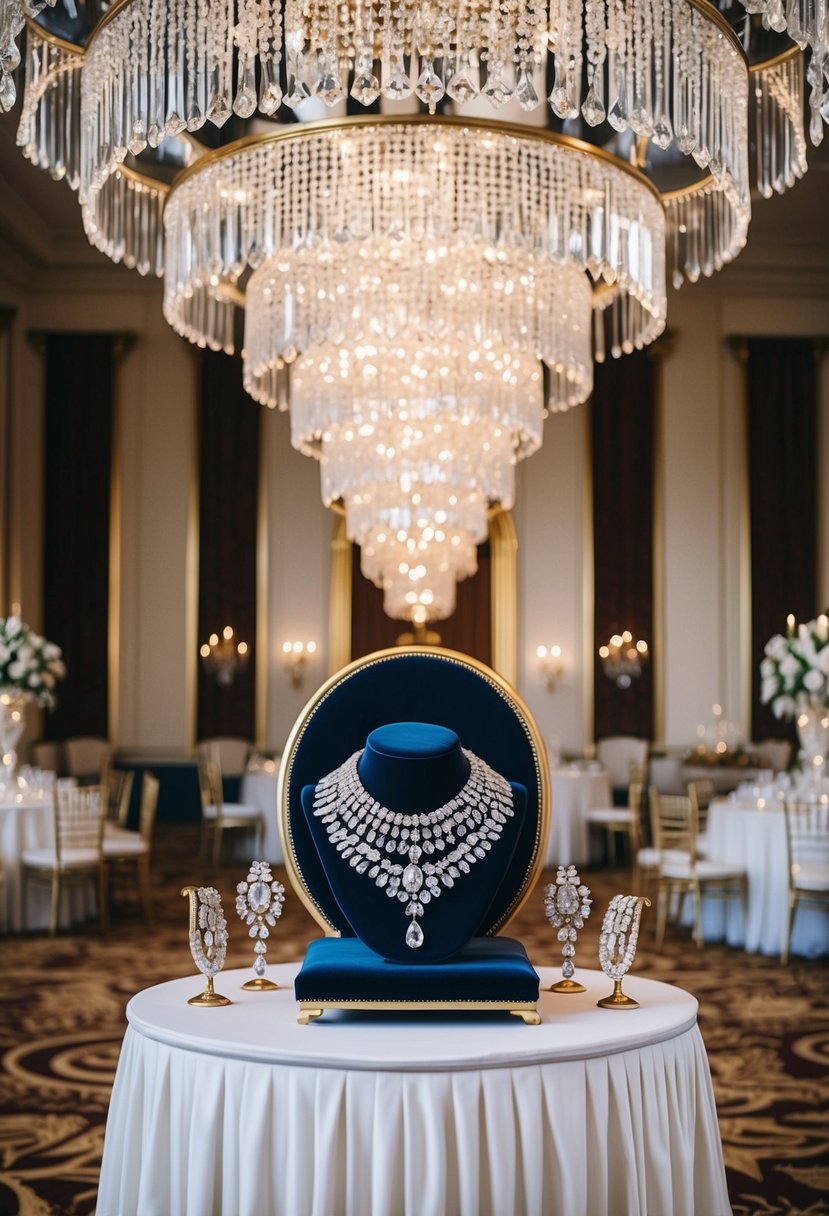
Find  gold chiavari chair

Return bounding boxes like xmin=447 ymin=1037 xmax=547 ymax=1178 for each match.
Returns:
xmin=20 ymin=784 xmax=107 ymax=935
xmin=781 ymin=800 xmax=829 ymax=965
xmin=103 ymin=773 xmax=160 ymax=924
xmin=198 ymin=751 xmax=264 ymax=867
xmin=650 ymin=787 xmax=746 ymax=949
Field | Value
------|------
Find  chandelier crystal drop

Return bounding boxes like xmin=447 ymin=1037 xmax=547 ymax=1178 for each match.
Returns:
xmin=741 ymin=0 xmax=829 ymax=142
xmin=752 ymin=51 xmax=810 ymax=196
xmin=165 ymin=119 xmax=667 ymax=368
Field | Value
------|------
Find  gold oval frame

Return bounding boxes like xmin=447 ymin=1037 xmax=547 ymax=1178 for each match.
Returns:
xmin=277 ymin=645 xmax=550 ymax=938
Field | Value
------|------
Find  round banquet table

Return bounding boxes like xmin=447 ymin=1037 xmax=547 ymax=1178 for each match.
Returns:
xmin=96 ymin=964 xmax=730 ymax=1216
xmin=545 ymin=768 xmax=613 ymax=867
xmin=698 ymin=798 xmax=829 ymax=958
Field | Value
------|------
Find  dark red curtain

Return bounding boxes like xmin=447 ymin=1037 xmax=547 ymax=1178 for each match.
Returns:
xmin=746 ymin=338 xmax=818 ymax=741
xmin=196 ymin=350 xmax=259 ymax=740
xmin=350 ymin=541 xmax=492 ymax=665
xmin=41 ymin=333 xmax=115 ymax=739
xmin=591 ymin=348 xmax=655 ymax=741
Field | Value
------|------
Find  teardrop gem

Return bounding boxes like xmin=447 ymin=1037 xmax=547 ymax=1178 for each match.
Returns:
xmin=406 ymin=920 xmax=424 ymax=949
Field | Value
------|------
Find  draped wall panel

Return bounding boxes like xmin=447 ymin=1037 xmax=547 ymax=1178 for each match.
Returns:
xmin=197 ymin=350 xmax=259 ymax=741
xmin=745 ymin=337 xmax=818 ymax=741
xmin=591 ymin=348 xmax=655 ymax=742
xmin=41 ymin=333 xmax=115 ymax=740
xmin=350 ymin=543 xmax=492 ymax=666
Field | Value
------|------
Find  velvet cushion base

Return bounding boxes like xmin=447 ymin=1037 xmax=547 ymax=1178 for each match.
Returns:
xmin=294 ymin=936 xmax=540 ymax=1004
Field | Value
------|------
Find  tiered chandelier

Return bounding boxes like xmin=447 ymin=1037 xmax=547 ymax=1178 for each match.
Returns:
xmin=1 ymin=0 xmax=824 ymax=624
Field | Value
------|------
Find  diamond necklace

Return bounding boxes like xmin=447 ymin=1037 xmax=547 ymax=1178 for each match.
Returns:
xmin=312 ymin=747 xmax=514 ymax=950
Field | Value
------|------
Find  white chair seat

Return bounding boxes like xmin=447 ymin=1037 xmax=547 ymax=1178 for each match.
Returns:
xmin=202 ymin=802 xmax=261 ymax=822
xmin=660 ymin=858 xmax=745 ymax=882
xmin=637 ymin=846 xmax=690 ymax=869
xmin=696 ymin=833 xmax=709 ymax=859
xmin=103 ymin=833 xmax=148 ymax=858
xmin=104 ymin=822 xmax=132 ymax=841
xmin=21 ymin=846 xmax=101 ymax=870
xmin=585 ymin=807 xmax=634 ymax=826
xmin=793 ymin=863 xmax=829 ymax=893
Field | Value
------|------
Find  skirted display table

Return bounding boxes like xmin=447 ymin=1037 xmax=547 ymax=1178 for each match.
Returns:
xmin=96 ymin=963 xmax=730 ymax=1216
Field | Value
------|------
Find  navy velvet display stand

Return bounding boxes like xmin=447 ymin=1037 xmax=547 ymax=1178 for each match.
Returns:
xmin=294 ymin=721 xmax=541 ymax=1023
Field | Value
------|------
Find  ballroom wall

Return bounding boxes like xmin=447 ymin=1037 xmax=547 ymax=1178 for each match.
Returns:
xmin=2 ymin=251 xmax=828 ymax=759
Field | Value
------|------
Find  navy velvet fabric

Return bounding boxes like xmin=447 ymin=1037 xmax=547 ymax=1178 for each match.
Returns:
xmin=284 ymin=651 xmax=544 ymax=938
xmin=294 ymin=936 xmax=540 ymax=1003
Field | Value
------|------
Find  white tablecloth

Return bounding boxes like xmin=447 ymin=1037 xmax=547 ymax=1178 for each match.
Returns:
xmin=97 ymin=964 xmax=729 ymax=1216
xmin=238 ymin=770 xmax=282 ymax=864
xmin=545 ymin=769 xmax=613 ymax=866
xmin=0 ymin=795 xmax=96 ymax=932
xmin=699 ymin=799 xmax=829 ymax=958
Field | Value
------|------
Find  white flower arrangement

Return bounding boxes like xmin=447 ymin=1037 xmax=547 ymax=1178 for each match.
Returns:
xmin=760 ymin=613 xmax=829 ymax=720
xmin=0 ymin=615 xmax=66 ymax=710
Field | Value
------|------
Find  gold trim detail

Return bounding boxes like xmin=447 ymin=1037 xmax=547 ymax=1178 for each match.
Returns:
xmin=297 ymin=999 xmax=540 ymax=1025
xmin=660 ymin=174 xmax=716 ymax=205
xmin=168 ymin=115 xmax=665 ymax=206
xmin=26 ymin=16 xmax=84 ymax=56
xmin=277 ymin=646 xmax=550 ymax=937
xmin=748 ymin=44 xmax=802 ymax=74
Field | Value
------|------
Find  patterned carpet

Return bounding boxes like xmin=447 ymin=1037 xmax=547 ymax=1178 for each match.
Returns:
xmin=1 ymin=823 xmax=827 ymax=1216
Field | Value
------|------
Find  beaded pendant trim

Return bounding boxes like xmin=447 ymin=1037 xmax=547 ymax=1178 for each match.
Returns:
xmin=312 ymin=748 xmax=514 ymax=950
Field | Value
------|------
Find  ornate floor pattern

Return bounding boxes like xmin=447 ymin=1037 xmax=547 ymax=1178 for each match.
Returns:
xmin=1 ymin=823 xmax=827 ymax=1215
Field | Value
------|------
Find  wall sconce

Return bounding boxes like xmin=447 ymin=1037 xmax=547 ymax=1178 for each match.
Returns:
xmin=536 ymin=645 xmax=564 ymax=692
xmin=599 ymin=631 xmax=648 ymax=689
xmin=200 ymin=626 xmax=249 ymax=687
xmin=282 ymin=640 xmax=317 ymax=689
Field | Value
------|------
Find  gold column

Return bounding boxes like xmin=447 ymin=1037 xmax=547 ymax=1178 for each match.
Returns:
xmin=649 ymin=333 xmax=675 ymax=747
xmin=489 ymin=507 xmax=517 ymax=686
xmin=582 ymin=403 xmax=595 ymax=752
xmin=255 ymin=408 xmax=269 ymax=746
xmin=108 ymin=334 xmax=137 ymax=746
xmin=727 ymin=337 xmax=752 ymax=735
xmin=185 ymin=346 xmax=201 ymax=754
xmin=0 ymin=307 xmax=15 ymax=614
xmin=328 ymin=514 xmax=352 ymax=674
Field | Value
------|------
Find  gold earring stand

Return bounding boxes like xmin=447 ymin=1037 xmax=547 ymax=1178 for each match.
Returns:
xmin=549 ymin=977 xmax=586 ymax=994
xmin=242 ymin=975 xmax=279 ymax=992
xmin=597 ymin=978 xmax=640 ymax=1009
xmin=188 ymin=974 xmax=231 ymax=1007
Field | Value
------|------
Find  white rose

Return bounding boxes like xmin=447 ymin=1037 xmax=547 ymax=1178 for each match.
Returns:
xmin=0 ymin=642 xmax=8 ymax=664
xmin=817 ymin=646 xmax=829 ymax=677
xmin=779 ymin=653 xmax=801 ymax=682
xmin=6 ymin=616 xmax=22 ymax=637
xmin=761 ymin=676 xmax=779 ymax=704
xmin=760 ymin=657 xmax=776 ymax=679
xmin=27 ymin=672 xmax=39 ymax=688
xmin=7 ymin=659 xmax=25 ymax=680
xmin=50 ymin=659 xmax=66 ymax=678
xmin=43 ymin=642 xmax=60 ymax=659
xmin=765 ymin=634 xmax=788 ymax=661
xmin=41 ymin=671 xmax=55 ymax=688
xmin=803 ymin=668 xmax=826 ymax=694
xmin=773 ymin=694 xmax=795 ymax=720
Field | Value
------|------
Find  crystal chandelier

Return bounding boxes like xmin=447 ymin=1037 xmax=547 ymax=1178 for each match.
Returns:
xmin=599 ymin=631 xmax=649 ymax=689
xmin=199 ymin=626 xmax=250 ymax=686
xmin=2 ymin=1 xmax=823 ymax=625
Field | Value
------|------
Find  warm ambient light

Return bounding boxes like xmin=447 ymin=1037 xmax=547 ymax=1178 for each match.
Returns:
xmin=200 ymin=626 xmax=249 ymax=687
xmin=282 ymin=640 xmax=317 ymax=690
xmin=599 ymin=631 xmax=649 ymax=689
xmin=536 ymin=645 xmax=564 ymax=693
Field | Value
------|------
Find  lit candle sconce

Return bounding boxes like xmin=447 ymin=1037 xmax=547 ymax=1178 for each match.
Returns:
xmin=536 ymin=645 xmax=564 ymax=693
xmin=599 ymin=631 xmax=648 ymax=689
xmin=200 ymin=626 xmax=249 ymax=687
xmin=282 ymin=640 xmax=317 ymax=689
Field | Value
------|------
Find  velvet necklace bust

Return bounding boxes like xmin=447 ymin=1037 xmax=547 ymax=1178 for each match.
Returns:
xmin=301 ymin=722 xmax=527 ymax=963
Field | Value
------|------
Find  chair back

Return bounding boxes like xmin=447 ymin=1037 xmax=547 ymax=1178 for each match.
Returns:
xmin=31 ymin=739 xmax=64 ymax=776
xmin=755 ymin=738 xmax=792 ymax=773
xmin=784 ymin=801 xmax=829 ymax=892
xmin=597 ymin=737 xmax=649 ymax=789
xmin=688 ymin=779 xmax=715 ymax=837
xmin=65 ymin=736 xmax=113 ymax=780
xmin=197 ymin=737 xmax=251 ymax=777
xmin=55 ymin=784 xmax=105 ymax=862
xmin=198 ymin=754 xmax=224 ymax=823
xmin=137 ymin=773 xmax=160 ymax=847
xmin=628 ymin=776 xmax=645 ymax=852
xmin=649 ymin=787 xmax=696 ymax=860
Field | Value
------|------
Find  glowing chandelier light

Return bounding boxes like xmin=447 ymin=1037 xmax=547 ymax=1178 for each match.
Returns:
xmin=164 ymin=119 xmax=667 ymax=393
